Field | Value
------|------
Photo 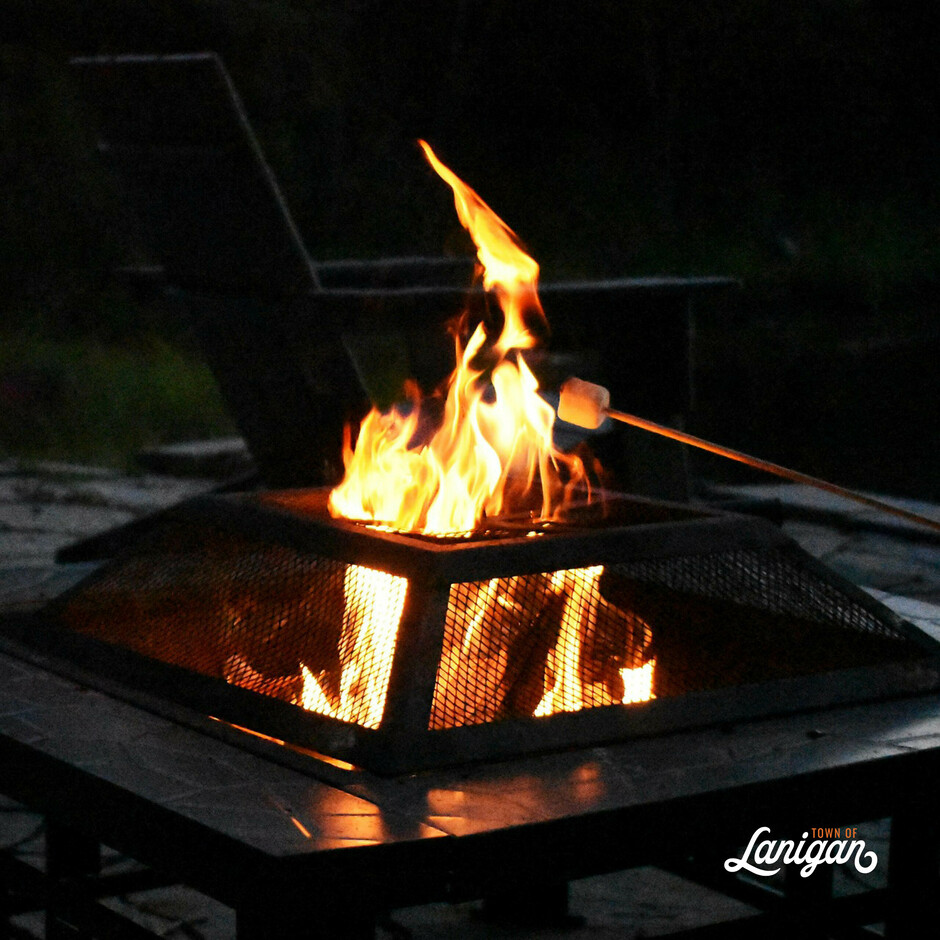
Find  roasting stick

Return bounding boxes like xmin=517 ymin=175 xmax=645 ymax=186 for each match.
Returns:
xmin=558 ymin=377 xmax=940 ymax=534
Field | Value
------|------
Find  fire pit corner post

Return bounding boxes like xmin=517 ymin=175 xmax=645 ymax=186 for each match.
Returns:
xmin=377 ymin=571 xmax=452 ymax=739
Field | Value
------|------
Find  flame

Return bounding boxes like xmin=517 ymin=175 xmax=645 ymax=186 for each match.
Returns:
xmin=418 ymin=140 xmax=540 ymax=353
xmin=534 ymin=566 xmax=603 ymax=715
xmin=298 ymin=564 xmax=407 ymax=729
xmin=317 ymin=144 xmax=653 ymax=731
xmin=533 ymin=567 xmax=656 ymax=717
xmin=328 ymin=141 xmax=590 ymax=536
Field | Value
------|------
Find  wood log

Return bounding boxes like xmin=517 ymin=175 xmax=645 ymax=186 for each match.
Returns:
xmin=580 ymin=595 xmax=653 ymax=694
xmin=433 ymin=573 xmax=559 ymax=727
xmin=222 ymin=555 xmax=345 ymax=686
xmin=496 ymin=586 xmax=569 ymax=719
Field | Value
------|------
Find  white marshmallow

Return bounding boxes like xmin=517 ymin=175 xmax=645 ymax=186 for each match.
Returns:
xmin=558 ymin=377 xmax=610 ymax=430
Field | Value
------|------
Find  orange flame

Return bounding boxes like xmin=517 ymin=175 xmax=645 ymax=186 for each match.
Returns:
xmin=298 ymin=564 xmax=407 ymax=729
xmin=328 ymin=141 xmax=590 ymax=536
xmin=533 ymin=567 xmax=656 ymax=717
xmin=315 ymin=143 xmax=653 ymax=730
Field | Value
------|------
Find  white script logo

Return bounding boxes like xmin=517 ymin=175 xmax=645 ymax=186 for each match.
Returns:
xmin=724 ymin=826 xmax=878 ymax=879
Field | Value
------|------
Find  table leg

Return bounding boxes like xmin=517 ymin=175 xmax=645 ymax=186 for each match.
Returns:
xmin=783 ymin=863 xmax=833 ymax=938
xmin=885 ymin=807 xmax=940 ymax=938
xmin=45 ymin=821 xmax=100 ymax=940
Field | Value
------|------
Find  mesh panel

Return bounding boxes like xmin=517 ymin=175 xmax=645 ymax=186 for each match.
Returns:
xmin=603 ymin=547 xmax=915 ymax=699
xmin=428 ymin=545 xmax=917 ymax=730
xmin=608 ymin=547 xmax=897 ymax=629
xmin=429 ymin=567 xmax=654 ymax=730
xmin=56 ymin=516 xmax=406 ymax=730
xmin=54 ymin=503 xmax=923 ymax=742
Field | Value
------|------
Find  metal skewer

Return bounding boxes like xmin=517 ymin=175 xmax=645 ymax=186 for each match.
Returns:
xmin=558 ymin=377 xmax=940 ymax=534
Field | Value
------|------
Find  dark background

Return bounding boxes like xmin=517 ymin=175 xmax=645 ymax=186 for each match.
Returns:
xmin=2 ymin=0 xmax=937 ymax=497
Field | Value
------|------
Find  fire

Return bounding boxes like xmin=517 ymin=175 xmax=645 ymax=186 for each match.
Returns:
xmin=297 ymin=564 xmax=407 ymax=730
xmin=532 ymin=567 xmax=656 ymax=717
xmin=307 ymin=144 xmax=654 ymax=731
xmin=328 ymin=140 xmax=591 ymax=536
xmin=535 ymin=566 xmax=605 ymax=715
xmin=621 ymin=658 xmax=656 ymax=705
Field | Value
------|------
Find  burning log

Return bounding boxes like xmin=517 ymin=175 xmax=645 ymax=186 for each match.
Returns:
xmin=223 ymin=557 xmax=345 ymax=688
xmin=223 ymin=654 xmax=302 ymax=704
xmin=433 ymin=566 xmax=657 ymax=727
xmin=496 ymin=580 xmax=569 ymax=720
xmin=433 ymin=573 xmax=562 ymax=727
xmin=434 ymin=644 xmax=508 ymax=728
xmin=580 ymin=594 xmax=653 ymax=700
xmin=54 ymin=526 xmax=350 ymax=706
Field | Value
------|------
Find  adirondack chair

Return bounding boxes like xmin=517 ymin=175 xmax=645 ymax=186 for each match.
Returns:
xmin=69 ymin=52 xmax=735 ymax=498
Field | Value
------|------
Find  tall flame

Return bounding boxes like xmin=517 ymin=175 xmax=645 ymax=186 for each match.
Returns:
xmin=328 ymin=141 xmax=590 ymax=535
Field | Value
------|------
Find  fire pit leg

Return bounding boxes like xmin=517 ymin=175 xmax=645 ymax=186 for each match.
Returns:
xmin=480 ymin=881 xmax=583 ymax=928
xmin=44 ymin=820 xmax=101 ymax=940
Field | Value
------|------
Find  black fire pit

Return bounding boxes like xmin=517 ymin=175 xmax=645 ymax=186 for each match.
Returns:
xmin=4 ymin=490 xmax=935 ymax=775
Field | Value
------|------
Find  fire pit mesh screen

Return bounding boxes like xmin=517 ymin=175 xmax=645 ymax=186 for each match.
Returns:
xmin=54 ymin=514 xmax=408 ymax=730
xmin=49 ymin=493 xmax=928 ymax=759
xmin=428 ymin=546 xmax=914 ymax=730
xmin=617 ymin=547 xmax=896 ymax=626
xmin=600 ymin=547 xmax=912 ymax=699
xmin=431 ymin=569 xmax=653 ymax=730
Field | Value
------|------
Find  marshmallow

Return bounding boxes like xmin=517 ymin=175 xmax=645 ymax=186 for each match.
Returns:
xmin=558 ymin=377 xmax=610 ymax=430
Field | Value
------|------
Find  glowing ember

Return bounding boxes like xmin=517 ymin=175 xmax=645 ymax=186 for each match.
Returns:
xmin=297 ymin=564 xmax=407 ymax=729
xmin=621 ymin=659 xmax=656 ymax=705
xmin=328 ymin=140 xmax=592 ymax=536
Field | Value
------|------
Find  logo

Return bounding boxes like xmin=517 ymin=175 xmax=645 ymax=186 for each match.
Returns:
xmin=724 ymin=826 xmax=878 ymax=879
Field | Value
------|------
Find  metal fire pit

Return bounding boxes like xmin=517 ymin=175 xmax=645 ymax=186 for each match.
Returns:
xmin=19 ymin=490 xmax=940 ymax=774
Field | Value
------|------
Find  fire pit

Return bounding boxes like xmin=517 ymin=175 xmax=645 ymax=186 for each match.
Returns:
xmin=32 ymin=487 xmax=935 ymax=775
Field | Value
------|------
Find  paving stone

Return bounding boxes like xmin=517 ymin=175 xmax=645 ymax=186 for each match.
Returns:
xmin=136 ymin=436 xmax=253 ymax=479
xmin=866 ymin=589 xmax=940 ymax=641
xmin=0 ymin=502 xmax=134 ymax=536
xmin=0 ymin=530 xmax=73 ymax=566
xmin=101 ymin=890 xmax=235 ymax=940
xmin=0 ymin=563 xmax=99 ymax=612
xmin=4 ymin=460 xmax=120 ymax=480
xmin=0 ymin=465 xmax=212 ymax=572
xmin=708 ymin=481 xmax=940 ymax=536
xmin=710 ymin=482 xmax=940 ymax=603
xmin=0 ymin=470 xmax=209 ymax=512
xmin=71 ymin=477 xmax=210 ymax=513
xmin=395 ymin=867 xmax=758 ymax=938
xmin=785 ymin=523 xmax=940 ymax=606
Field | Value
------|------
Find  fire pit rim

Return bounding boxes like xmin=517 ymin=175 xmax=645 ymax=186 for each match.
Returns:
xmin=216 ymin=489 xmax=796 ymax=583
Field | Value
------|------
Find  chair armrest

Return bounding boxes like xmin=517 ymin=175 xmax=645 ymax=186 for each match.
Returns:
xmin=315 ymin=256 xmax=475 ymax=289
